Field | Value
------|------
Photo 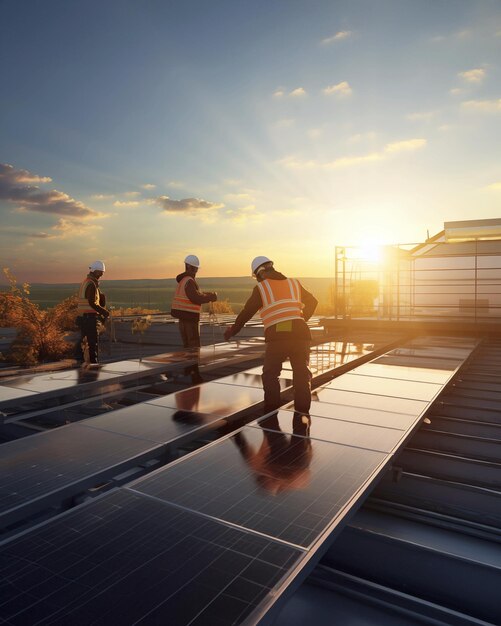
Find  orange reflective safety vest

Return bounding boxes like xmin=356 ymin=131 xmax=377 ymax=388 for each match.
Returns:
xmin=171 ymin=276 xmax=201 ymax=315
xmin=257 ymin=278 xmax=303 ymax=330
xmin=76 ymin=276 xmax=100 ymax=315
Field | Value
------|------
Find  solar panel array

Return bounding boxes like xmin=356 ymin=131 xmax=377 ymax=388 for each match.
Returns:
xmin=0 ymin=339 xmax=266 ymax=413
xmin=0 ymin=336 xmax=477 ymax=625
xmin=0 ymin=340 xmax=374 ymax=532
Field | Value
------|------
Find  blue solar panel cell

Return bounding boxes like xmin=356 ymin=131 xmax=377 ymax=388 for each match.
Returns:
xmin=302 ymin=400 xmax=416 ymax=430
xmin=0 ymin=425 xmax=157 ymax=519
xmin=0 ymin=490 xmax=303 ymax=626
xmin=351 ymin=362 xmax=452 ymax=384
xmin=129 ymin=428 xmax=387 ymax=548
xmin=145 ymin=382 xmax=264 ymax=415
xmin=325 ymin=373 xmax=442 ymax=401
xmin=311 ymin=387 xmax=428 ymax=416
xmin=83 ymin=402 xmax=225 ymax=443
xmin=251 ymin=410 xmax=406 ymax=453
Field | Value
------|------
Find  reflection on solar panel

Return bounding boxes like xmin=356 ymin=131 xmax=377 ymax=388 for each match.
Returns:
xmin=0 ymin=341 xmax=266 ymax=411
xmin=0 ymin=336 xmax=477 ymax=625
xmin=0 ymin=490 xmax=303 ymax=625
xmin=145 ymin=382 xmax=265 ymax=415
xmin=250 ymin=410 xmax=406 ymax=453
xmin=129 ymin=427 xmax=388 ymax=548
xmin=1 ymin=339 xmax=380 ymax=531
xmin=325 ymin=373 xmax=442 ymax=401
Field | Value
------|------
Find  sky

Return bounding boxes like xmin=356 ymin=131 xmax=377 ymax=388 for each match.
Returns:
xmin=1 ymin=0 xmax=500 ymax=282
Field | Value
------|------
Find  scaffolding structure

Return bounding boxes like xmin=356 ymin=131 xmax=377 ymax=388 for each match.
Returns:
xmin=333 ymin=219 xmax=501 ymax=323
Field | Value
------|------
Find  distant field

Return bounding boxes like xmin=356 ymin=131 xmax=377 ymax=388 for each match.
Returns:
xmin=7 ymin=277 xmax=334 ymax=313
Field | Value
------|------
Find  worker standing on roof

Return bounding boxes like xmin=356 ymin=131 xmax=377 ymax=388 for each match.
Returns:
xmin=224 ymin=256 xmax=317 ymax=414
xmin=171 ymin=254 xmax=217 ymax=383
xmin=75 ymin=260 xmax=109 ymax=366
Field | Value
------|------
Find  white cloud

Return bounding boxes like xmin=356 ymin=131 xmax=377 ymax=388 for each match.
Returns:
xmin=123 ymin=191 xmax=140 ymax=197
xmin=323 ymin=81 xmax=352 ymax=97
xmin=29 ymin=218 xmax=103 ymax=240
xmin=167 ymin=180 xmax=185 ymax=189
xmin=458 ymin=68 xmax=486 ymax=83
xmin=273 ymin=89 xmax=285 ymax=98
xmin=384 ymin=138 xmax=427 ymax=153
xmin=113 ymin=200 xmax=140 ymax=207
xmin=450 ymin=88 xmax=463 ymax=96
xmin=91 ymin=194 xmax=115 ymax=200
xmin=325 ymin=153 xmax=384 ymax=168
xmin=461 ymin=98 xmax=501 ymax=112
xmin=224 ymin=192 xmax=254 ymax=203
xmin=141 ymin=183 xmax=156 ymax=190
xmin=321 ymin=31 xmax=352 ymax=45
xmin=279 ymin=137 xmax=426 ymax=171
xmin=289 ymin=87 xmax=306 ymax=97
xmin=0 ymin=163 xmax=99 ymax=219
xmin=486 ymin=182 xmax=501 ymax=191
xmin=156 ymin=196 xmax=224 ymax=215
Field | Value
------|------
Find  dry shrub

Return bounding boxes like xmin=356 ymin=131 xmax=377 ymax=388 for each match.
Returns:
xmin=0 ymin=268 xmax=75 ymax=365
xmin=209 ymin=299 xmax=234 ymax=314
xmin=111 ymin=307 xmax=160 ymax=316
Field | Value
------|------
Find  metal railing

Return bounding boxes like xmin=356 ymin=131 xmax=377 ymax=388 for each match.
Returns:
xmin=333 ymin=240 xmax=501 ymax=322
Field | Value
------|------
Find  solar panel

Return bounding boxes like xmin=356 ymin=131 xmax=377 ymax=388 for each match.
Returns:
xmin=249 ymin=410 xmax=406 ymax=453
xmin=324 ymin=373 xmax=442 ymax=401
xmin=351 ymin=362 xmax=452 ymax=384
xmin=311 ymin=387 xmax=428 ymax=416
xmin=215 ymin=372 xmax=291 ymax=390
xmin=0 ymin=490 xmax=304 ymax=625
xmin=302 ymin=400 xmax=417 ymax=430
xmin=372 ymin=353 xmax=461 ymax=371
xmin=0 ymin=424 xmax=157 ymax=525
xmin=145 ymin=382 xmax=264 ymax=416
xmin=0 ymin=387 xmax=37 ymax=402
xmin=0 ymin=335 xmax=479 ymax=625
xmin=83 ymin=402 xmax=225 ymax=444
xmin=129 ymin=427 xmax=387 ymax=548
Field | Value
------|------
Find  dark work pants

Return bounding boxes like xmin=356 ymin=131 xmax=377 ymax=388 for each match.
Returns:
xmin=178 ymin=318 xmax=201 ymax=348
xmin=262 ymin=339 xmax=311 ymax=414
xmin=76 ymin=314 xmax=99 ymax=363
xmin=178 ymin=318 xmax=203 ymax=383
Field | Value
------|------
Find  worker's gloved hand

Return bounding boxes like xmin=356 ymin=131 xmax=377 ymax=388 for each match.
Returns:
xmin=223 ymin=325 xmax=234 ymax=342
xmin=208 ymin=292 xmax=217 ymax=302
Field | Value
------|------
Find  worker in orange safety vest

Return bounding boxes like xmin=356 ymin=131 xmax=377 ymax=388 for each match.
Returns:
xmin=171 ymin=254 xmax=217 ymax=383
xmin=224 ymin=256 xmax=317 ymax=414
xmin=75 ymin=260 xmax=109 ymax=366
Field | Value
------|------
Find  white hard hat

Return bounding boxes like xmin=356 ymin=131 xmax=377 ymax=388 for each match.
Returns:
xmin=184 ymin=254 xmax=200 ymax=268
xmin=251 ymin=256 xmax=273 ymax=276
xmin=89 ymin=260 xmax=106 ymax=272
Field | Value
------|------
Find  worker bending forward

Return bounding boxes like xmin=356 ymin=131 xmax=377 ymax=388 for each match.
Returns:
xmin=75 ymin=260 xmax=109 ymax=365
xmin=224 ymin=256 xmax=317 ymax=414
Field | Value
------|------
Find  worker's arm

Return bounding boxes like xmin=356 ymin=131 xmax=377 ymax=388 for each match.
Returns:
xmin=300 ymin=285 xmax=318 ymax=321
xmin=224 ymin=286 xmax=261 ymax=340
xmin=185 ymin=279 xmax=217 ymax=304
xmin=85 ymin=283 xmax=109 ymax=317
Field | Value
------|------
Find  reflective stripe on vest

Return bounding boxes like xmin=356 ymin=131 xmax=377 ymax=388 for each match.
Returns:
xmin=76 ymin=277 xmax=100 ymax=314
xmin=257 ymin=278 xmax=303 ymax=330
xmin=171 ymin=276 xmax=201 ymax=314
